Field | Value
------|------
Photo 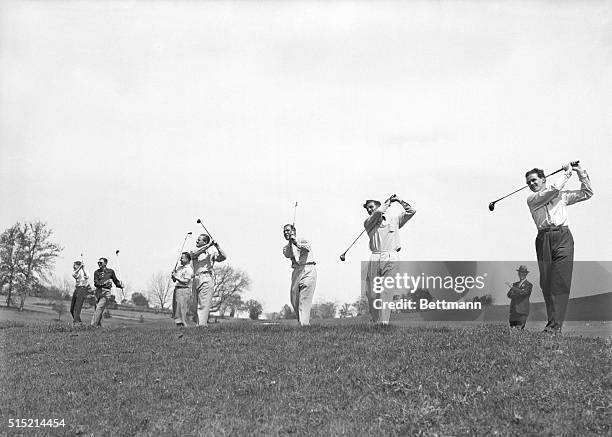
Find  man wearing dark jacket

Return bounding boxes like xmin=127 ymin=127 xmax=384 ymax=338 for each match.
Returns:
xmin=91 ymin=257 xmax=123 ymax=327
xmin=506 ymin=265 xmax=533 ymax=329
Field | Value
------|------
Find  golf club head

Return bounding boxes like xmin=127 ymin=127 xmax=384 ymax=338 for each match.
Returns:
xmin=187 ymin=232 xmax=193 ymax=235
xmin=196 ymin=219 xmax=201 ymax=224
xmin=115 ymin=250 xmax=120 ymax=255
xmin=340 ymin=254 xmax=346 ymax=262
xmin=488 ymin=202 xmax=495 ymax=212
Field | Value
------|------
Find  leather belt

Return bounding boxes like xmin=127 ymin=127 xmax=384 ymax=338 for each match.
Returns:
xmin=538 ymin=226 xmax=569 ymax=233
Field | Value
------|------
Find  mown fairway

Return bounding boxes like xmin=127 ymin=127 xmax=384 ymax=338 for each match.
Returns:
xmin=1 ymin=322 xmax=610 ymax=436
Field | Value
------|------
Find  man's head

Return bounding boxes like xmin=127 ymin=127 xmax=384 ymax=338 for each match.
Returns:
xmin=97 ymin=258 xmax=108 ymax=268
xmin=363 ymin=199 xmax=381 ymax=216
xmin=180 ymin=252 xmax=192 ymax=265
xmin=196 ymin=234 xmax=211 ymax=247
xmin=525 ymin=168 xmax=546 ymax=192
xmin=283 ymin=224 xmax=296 ymax=241
xmin=517 ymin=265 xmax=529 ymax=280
xmin=73 ymin=261 xmax=82 ymax=270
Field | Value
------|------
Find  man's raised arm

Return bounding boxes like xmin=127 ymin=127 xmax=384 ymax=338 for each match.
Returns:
xmin=565 ymin=164 xmax=594 ymax=206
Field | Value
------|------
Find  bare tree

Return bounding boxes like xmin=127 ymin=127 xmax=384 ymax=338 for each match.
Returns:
xmin=0 ymin=223 xmax=24 ymax=307
xmin=210 ymin=265 xmax=251 ymax=314
xmin=16 ymin=221 xmax=63 ymax=310
xmin=0 ymin=222 xmax=62 ymax=310
xmin=147 ymin=272 xmax=173 ymax=310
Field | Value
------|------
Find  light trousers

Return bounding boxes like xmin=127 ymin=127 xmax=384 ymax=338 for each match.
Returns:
xmin=365 ymin=252 xmax=400 ymax=324
xmin=290 ymin=265 xmax=317 ymax=326
xmin=91 ymin=291 xmax=111 ymax=326
xmin=174 ymin=287 xmax=191 ymax=326
xmin=194 ymin=272 xmax=214 ymax=326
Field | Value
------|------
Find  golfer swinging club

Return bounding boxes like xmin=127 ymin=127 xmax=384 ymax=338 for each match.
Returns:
xmin=363 ymin=194 xmax=416 ymax=325
xmin=190 ymin=234 xmax=226 ymax=327
xmin=282 ymin=224 xmax=317 ymax=326
xmin=525 ymin=161 xmax=593 ymax=334
xmin=91 ymin=257 xmax=123 ymax=327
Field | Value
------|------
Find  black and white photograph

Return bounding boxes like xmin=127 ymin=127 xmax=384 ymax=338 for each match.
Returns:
xmin=1 ymin=1 xmax=610 ymax=435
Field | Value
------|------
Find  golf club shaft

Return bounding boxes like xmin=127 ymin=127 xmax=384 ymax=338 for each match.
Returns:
xmin=340 ymin=194 xmax=396 ymax=260
xmin=342 ymin=228 xmax=367 ymax=257
xmin=490 ymin=162 xmax=578 ymax=209
xmin=495 ymin=167 xmax=563 ymax=201
xmin=173 ymin=233 xmax=191 ymax=271
xmin=115 ymin=250 xmax=125 ymax=301
xmin=197 ymin=219 xmax=214 ymax=242
xmin=292 ymin=202 xmax=298 ymax=228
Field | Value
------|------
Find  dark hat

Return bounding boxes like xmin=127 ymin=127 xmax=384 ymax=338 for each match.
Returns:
xmin=516 ymin=265 xmax=529 ymax=273
xmin=363 ymin=199 xmax=381 ymax=209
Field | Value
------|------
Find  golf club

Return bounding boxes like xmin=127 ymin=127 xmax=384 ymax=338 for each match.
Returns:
xmin=488 ymin=161 xmax=579 ymax=211
xmin=115 ymin=249 xmax=125 ymax=302
xmin=340 ymin=194 xmax=396 ymax=261
xmin=339 ymin=229 xmax=366 ymax=262
xmin=173 ymin=232 xmax=193 ymax=271
xmin=196 ymin=218 xmax=215 ymax=242
xmin=292 ymin=202 xmax=298 ymax=228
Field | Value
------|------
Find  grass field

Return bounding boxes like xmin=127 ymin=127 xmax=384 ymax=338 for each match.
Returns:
xmin=1 ymin=318 xmax=610 ymax=436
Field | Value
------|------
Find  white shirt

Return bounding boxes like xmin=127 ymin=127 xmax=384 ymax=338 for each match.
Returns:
xmin=526 ymin=169 xmax=593 ymax=230
xmin=72 ymin=267 xmax=89 ymax=287
xmin=192 ymin=246 xmax=223 ymax=275
xmin=174 ymin=264 xmax=194 ymax=288
xmin=364 ymin=202 xmax=416 ymax=253
xmin=283 ymin=237 xmax=315 ymax=267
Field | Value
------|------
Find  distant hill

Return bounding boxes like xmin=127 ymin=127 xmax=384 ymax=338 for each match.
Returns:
xmin=413 ymin=292 xmax=612 ymax=322
xmin=523 ymin=291 xmax=611 ymax=321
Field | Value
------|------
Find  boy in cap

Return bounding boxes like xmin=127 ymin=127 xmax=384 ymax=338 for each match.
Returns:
xmin=70 ymin=260 xmax=90 ymax=324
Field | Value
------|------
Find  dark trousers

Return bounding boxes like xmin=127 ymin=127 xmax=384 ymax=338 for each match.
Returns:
xmin=509 ymin=318 xmax=526 ymax=329
xmin=171 ymin=288 xmax=177 ymax=319
xmin=535 ymin=227 xmax=574 ymax=330
xmin=70 ymin=286 xmax=89 ymax=323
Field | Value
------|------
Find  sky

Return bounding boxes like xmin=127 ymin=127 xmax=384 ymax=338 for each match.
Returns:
xmin=1 ymin=1 xmax=611 ymax=311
